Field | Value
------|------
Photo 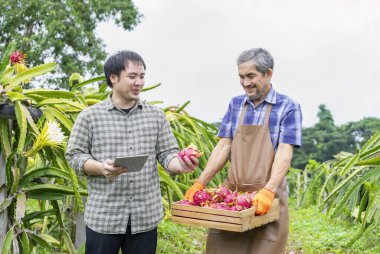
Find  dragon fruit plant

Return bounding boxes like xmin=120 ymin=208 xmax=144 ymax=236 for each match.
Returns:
xmin=181 ymin=185 xmax=256 ymax=212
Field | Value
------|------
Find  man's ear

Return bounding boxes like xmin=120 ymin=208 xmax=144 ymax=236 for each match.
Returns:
xmin=265 ymin=69 xmax=273 ymax=80
xmin=110 ymin=73 xmax=118 ymax=84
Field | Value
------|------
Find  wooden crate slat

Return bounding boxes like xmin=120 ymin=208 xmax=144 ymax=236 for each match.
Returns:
xmin=171 ymin=216 xmax=243 ymax=232
xmin=171 ymin=209 xmax=243 ymax=224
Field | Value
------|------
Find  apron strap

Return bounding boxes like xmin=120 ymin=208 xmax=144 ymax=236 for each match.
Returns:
xmin=264 ymin=104 xmax=273 ymax=126
xmin=238 ymin=104 xmax=248 ymax=126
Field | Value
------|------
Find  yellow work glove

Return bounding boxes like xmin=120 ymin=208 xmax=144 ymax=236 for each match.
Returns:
xmin=252 ymin=188 xmax=275 ymax=215
xmin=184 ymin=181 xmax=205 ymax=203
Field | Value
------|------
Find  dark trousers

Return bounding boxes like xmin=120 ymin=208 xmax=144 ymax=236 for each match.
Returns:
xmin=85 ymin=225 xmax=157 ymax=254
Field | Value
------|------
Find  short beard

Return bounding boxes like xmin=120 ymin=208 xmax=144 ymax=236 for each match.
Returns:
xmin=248 ymin=92 xmax=263 ymax=101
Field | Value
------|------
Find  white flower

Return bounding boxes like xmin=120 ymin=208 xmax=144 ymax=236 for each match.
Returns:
xmin=45 ymin=121 xmax=66 ymax=145
xmin=25 ymin=120 xmax=66 ymax=156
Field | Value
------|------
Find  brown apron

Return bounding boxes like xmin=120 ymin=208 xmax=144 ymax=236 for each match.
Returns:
xmin=206 ymin=104 xmax=289 ymax=254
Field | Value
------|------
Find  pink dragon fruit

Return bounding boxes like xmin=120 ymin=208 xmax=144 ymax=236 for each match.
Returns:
xmin=192 ymin=190 xmax=210 ymax=206
xmin=215 ymin=203 xmax=230 ymax=210
xmin=224 ymin=191 xmax=238 ymax=206
xmin=178 ymin=144 xmax=203 ymax=160
xmin=178 ymin=200 xmax=193 ymax=205
xmin=236 ymin=193 xmax=252 ymax=209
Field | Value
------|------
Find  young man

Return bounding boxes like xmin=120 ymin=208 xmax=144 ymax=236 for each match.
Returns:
xmin=185 ymin=48 xmax=302 ymax=254
xmin=66 ymin=50 xmax=198 ymax=254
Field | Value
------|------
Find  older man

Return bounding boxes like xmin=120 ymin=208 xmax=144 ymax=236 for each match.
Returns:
xmin=185 ymin=48 xmax=302 ymax=254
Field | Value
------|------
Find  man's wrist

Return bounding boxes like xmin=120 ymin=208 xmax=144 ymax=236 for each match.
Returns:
xmin=264 ymin=184 xmax=276 ymax=194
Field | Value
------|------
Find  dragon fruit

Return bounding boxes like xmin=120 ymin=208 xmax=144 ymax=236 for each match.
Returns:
xmin=178 ymin=200 xmax=192 ymax=205
xmin=224 ymin=191 xmax=238 ymax=206
xmin=192 ymin=190 xmax=210 ymax=206
xmin=179 ymin=185 xmax=257 ymax=212
xmin=236 ymin=193 xmax=252 ymax=209
xmin=178 ymin=144 xmax=203 ymax=160
xmin=215 ymin=203 xmax=230 ymax=210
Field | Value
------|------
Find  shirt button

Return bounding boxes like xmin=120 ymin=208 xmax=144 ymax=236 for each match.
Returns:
xmin=130 ymin=180 xmax=133 ymax=183
xmin=128 ymin=131 xmax=132 ymax=133
xmin=129 ymin=196 xmax=133 ymax=200
xmin=129 ymin=147 xmax=133 ymax=150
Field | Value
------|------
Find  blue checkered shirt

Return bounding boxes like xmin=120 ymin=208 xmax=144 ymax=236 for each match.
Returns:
xmin=66 ymin=97 xmax=179 ymax=234
xmin=218 ymin=86 xmax=302 ymax=149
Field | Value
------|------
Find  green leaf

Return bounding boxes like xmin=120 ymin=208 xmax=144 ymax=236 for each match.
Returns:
xmin=175 ymin=100 xmax=191 ymax=113
xmin=5 ymin=91 xmax=26 ymax=101
xmin=15 ymin=101 xmax=27 ymax=154
xmin=39 ymin=234 xmax=60 ymax=247
xmin=71 ymin=76 xmax=106 ymax=91
xmin=29 ymin=232 xmax=51 ymax=250
xmin=0 ymin=119 xmax=12 ymax=158
xmin=5 ymin=62 xmax=56 ymax=91
xmin=0 ymin=41 xmax=16 ymax=73
xmin=1 ymin=228 xmax=13 ymax=254
xmin=0 ymin=66 xmax=14 ymax=85
xmin=23 ymin=105 xmax=40 ymax=134
xmin=37 ymin=98 xmax=85 ymax=110
xmin=142 ymin=83 xmax=161 ymax=92
xmin=40 ymin=106 xmax=73 ymax=131
xmin=23 ymin=89 xmax=75 ymax=99
xmin=19 ymin=231 xmax=30 ymax=254
xmin=356 ymin=155 xmax=380 ymax=166
xmin=63 ymin=230 xmax=76 ymax=254
xmin=21 ymin=166 xmax=71 ymax=186
xmin=158 ymin=166 xmax=184 ymax=199
xmin=22 ymin=209 xmax=55 ymax=222
xmin=24 ymin=183 xmax=88 ymax=197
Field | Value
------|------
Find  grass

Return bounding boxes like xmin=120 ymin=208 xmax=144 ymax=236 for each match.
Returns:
xmin=157 ymin=213 xmax=207 ymax=254
xmin=157 ymin=199 xmax=380 ymax=254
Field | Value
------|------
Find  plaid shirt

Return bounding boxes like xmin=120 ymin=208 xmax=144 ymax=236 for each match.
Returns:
xmin=65 ymin=97 xmax=179 ymax=234
xmin=218 ymin=86 xmax=302 ymax=149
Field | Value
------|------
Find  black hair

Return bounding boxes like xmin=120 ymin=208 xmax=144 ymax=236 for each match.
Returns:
xmin=103 ymin=50 xmax=146 ymax=88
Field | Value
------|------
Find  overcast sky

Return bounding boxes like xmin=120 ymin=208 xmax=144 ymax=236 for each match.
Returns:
xmin=96 ymin=0 xmax=380 ymax=127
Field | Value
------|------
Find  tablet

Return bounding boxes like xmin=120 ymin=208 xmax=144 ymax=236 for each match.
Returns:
xmin=113 ymin=155 xmax=149 ymax=173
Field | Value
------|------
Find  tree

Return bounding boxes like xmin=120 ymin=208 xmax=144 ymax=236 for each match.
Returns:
xmin=292 ymin=105 xmax=380 ymax=169
xmin=0 ymin=0 xmax=141 ymax=88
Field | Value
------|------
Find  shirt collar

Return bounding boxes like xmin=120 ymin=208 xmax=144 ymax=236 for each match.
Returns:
xmin=243 ymin=85 xmax=277 ymax=105
xmin=105 ymin=93 xmax=143 ymax=111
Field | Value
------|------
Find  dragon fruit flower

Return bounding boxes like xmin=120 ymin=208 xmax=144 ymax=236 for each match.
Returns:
xmin=178 ymin=144 xmax=203 ymax=161
xmin=9 ymin=50 xmax=30 ymax=82
xmin=192 ymin=190 xmax=210 ymax=206
xmin=10 ymin=51 xmax=26 ymax=64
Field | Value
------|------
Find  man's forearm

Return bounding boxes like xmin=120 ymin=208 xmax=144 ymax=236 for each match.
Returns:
xmin=198 ymin=138 xmax=232 ymax=186
xmin=265 ymin=143 xmax=294 ymax=193
xmin=83 ymin=159 xmax=104 ymax=176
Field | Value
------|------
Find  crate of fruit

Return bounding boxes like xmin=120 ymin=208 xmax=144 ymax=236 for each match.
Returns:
xmin=170 ymin=186 xmax=280 ymax=232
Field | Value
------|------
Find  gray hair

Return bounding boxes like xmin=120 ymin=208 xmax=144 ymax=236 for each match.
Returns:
xmin=237 ymin=48 xmax=274 ymax=75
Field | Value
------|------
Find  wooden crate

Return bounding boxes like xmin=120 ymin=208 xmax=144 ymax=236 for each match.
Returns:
xmin=171 ymin=198 xmax=280 ymax=232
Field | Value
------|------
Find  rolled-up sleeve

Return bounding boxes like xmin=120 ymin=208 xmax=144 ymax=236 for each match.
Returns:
xmin=65 ymin=110 xmax=93 ymax=175
xmin=279 ymin=101 xmax=302 ymax=148
xmin=155 ymin=112 xmax=179 ymax=171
